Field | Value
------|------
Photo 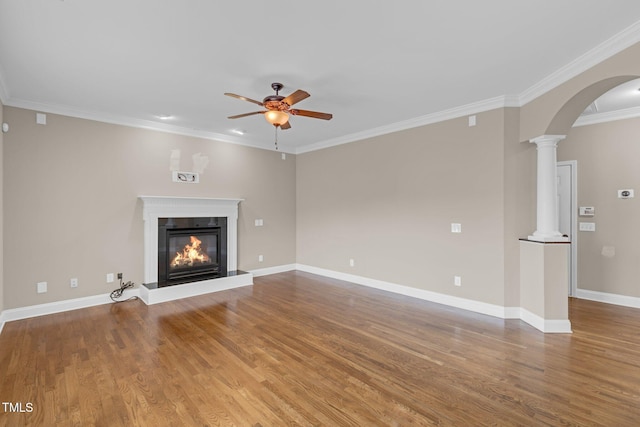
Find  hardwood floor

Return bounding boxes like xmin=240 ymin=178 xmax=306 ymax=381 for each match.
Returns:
xmin=1 ymin=271 xmax=640 ymax=426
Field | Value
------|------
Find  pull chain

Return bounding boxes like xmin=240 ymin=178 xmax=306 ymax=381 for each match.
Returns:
xmin=274 ymin=126 xmax=279 ymax=150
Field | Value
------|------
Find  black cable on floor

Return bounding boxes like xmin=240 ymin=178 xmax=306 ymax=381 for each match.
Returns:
xmin=110 ymin=278 xmax=139 ymax=303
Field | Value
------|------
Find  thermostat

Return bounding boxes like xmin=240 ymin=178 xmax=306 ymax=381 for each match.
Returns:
xmin=618 ymin=189 xmax=634 ymax=199
xmin=579 ymin=207 xmax=595 ymax=216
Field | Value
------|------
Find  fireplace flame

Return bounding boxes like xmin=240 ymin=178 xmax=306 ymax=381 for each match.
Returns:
xmin=170 ymin=235 xmax=211 ymax=268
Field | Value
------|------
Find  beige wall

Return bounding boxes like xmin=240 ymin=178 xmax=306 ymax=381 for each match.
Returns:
xmin=2 ymin=107 xmax=296 ymax=309
xmin=296 ymin=109 xmax=512 ymax=306
xmin=558 ymin=117 xmax=640 ymax=298
xmin=3 ymin=41 xmax=640 ymax=315
xmin=519 ymin=240 xmax=570 ymax=319
xmin=502 ymin=107 xmax=536 ymax=307
xmin=0 ymin=101 xmax=4 ymax=312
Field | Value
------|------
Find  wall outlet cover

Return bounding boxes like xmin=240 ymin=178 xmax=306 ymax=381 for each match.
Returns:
xmin=37 ymin=281 xmax=47 ymax=293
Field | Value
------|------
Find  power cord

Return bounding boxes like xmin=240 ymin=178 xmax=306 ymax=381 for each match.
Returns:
xmin=110 ymin=275 xmax=139 ymax=303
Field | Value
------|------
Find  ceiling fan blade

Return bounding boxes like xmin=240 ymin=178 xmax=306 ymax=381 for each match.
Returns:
xmin=282 ymin=90 xmax=310 ymax=106
xmin=224 ymin=93 xmax=264 ymax=106
xmin=290 ymin=109 xmax=333 ymax=120
xmin=227 ymin=111 xmax=265 ymax=119
xmin=280 ymin=121 xmax=291 ymax=130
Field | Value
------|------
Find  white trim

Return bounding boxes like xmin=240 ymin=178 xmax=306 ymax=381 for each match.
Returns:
xmin=249 ymin=264 xmax=297 ymax=277
xmin=519 ymin=308 xmax=573 ymax=333
xmin=295 ymin=95 xmax=519 ymax=154
xmin=295 ymin=264 xmax=518 ymax=319
xmin=0 ymin=271 xmax=257 ymax=333
xmin=2 ymin=98 xmax=298 ymax=155
xmin=0 ymin=289 xmax=139 ymax=325
xmin=557 ymin=160 xmax=578 ymax=296
xmin=138 ymin=272 xmax=253 ymax=305
xmin=573 ymin=106 xmax=640 ymax=127
xmin=0 ymin=311 xmax=6 ymax=335
xmin=295 ymin=264 xmax=575 ymax=333
xmin=576 ymin=288 xmax=640 ymax=309
xmin=519 ymin=20 xmax=640 ymax=106
xmin=0 ymin=64 xmax=9 ymax=104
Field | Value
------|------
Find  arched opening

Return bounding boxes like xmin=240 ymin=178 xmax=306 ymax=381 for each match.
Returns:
xmin=546 ymin=76 xmax=639 ymax=135
xmin=520 ymin=75 xmax=640 ymax=333
xmin=558 ymin=76 xmax=640 ymax=310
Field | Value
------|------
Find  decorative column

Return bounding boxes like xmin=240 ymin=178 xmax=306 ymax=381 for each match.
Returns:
xmin=528 ymin=135 xmax=569 ymax=242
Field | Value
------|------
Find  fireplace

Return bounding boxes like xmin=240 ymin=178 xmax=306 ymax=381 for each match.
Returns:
xmin=139 ymin=197 xmax=251 ymax=305
xmin=158 ymin=217 xmax=227 ymax=287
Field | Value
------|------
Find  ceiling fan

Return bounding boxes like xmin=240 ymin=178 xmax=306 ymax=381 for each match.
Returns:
xmin=224 ymin=82 xmax=333 ymax=131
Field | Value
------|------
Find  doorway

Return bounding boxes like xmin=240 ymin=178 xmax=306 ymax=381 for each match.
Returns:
xmin=557 ymin=161 xmax=577 ymax=296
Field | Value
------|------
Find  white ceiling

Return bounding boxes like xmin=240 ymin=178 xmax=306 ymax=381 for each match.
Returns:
xmin=1 ymin=1 xmax=640 ymax=153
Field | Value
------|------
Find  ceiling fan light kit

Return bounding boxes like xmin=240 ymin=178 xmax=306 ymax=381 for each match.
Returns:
xmin=225 ymin=82 xmax=333 ymax=148
xmin=264 ymin=110 xmax=289 ymax=126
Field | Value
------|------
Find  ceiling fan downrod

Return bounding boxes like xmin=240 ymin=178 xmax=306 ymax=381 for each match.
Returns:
xmin=271 ymin=82 xmax=284 ymax=95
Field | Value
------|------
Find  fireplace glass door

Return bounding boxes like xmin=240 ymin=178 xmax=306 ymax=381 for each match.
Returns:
xmin=157 ymin=217 xmax=228 ymax=287
xmin=167 ymin=230 xmax=219 ymax=282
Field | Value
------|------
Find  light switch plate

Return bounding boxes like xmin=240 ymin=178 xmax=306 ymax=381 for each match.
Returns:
xmin=579 ymin=222 xmax=596 ymax=232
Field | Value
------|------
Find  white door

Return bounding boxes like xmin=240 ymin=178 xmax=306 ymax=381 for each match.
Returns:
xmin=557 ymin=161 xmax=577 ymax=296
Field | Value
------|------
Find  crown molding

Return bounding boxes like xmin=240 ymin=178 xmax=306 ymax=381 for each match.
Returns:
xmin=3 ymin=97 xmax=297 ymax=154
xmin=573 ymin=105 xmax=640 ymax=127
xmin=295 ymin=95 xmax=520 ymax=154
xmin=0 ymin=65 xmax=9 ymax=105
xmin=519 ymin=20 xmax=640 ymax=106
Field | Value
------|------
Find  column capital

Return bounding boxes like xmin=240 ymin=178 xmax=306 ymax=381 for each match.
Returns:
xmin=529 ymin=134 xmax=566 ymax=146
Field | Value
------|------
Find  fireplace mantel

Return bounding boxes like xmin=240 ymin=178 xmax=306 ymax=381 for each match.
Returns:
xmin=139 ymin=196 xmax=243 ymax=286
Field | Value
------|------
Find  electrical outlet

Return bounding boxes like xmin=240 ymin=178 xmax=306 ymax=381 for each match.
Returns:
xmin=37 ymin=281 xmax=47 ymax=293
xmin=258 ymin=255 xmax=264 ymax=262
xmin=454 ymin=276 xmax=462 ymax=287
xmin=70 ymin=278 xmax=78 ymax=288
xmin=106 ymin=273 xmax=114 ymax=283
xmin=349 ymin=259 xmax=355 ymax=267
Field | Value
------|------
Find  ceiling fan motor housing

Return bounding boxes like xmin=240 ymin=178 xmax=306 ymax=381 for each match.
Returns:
xmin=263 ymin=95 xmax=288 ymax=111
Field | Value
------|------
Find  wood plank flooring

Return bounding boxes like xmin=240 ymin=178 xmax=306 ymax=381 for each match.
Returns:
xmin=1 ymin=270 xmax=640 ymax=426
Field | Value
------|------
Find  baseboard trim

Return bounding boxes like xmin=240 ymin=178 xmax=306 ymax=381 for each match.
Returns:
xmin=520 ymin=308 xmax=573 ymax=333
xmin=576 ymin=288 xmax=640 ymax=309
xmin=0 ymin=311 xmax=6 ymax=335
xmin=249 ymin=264 xmax=297 ymax=277
xmin=4 ymin=265 xmax=603 ymax=336
xmin=295 ymin=264 xmax=517 ymax=320
xmin=0 ymin=275 xmax=257 ymax=332
xmin=295 ymin=264 xmax=575 ymax=333
xmin=0 ymin=289 xmax=140 ymax=327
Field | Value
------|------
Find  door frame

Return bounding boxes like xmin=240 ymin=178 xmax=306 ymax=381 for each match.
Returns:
xmin=557 ymin=160 xmax=578 ymax=296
